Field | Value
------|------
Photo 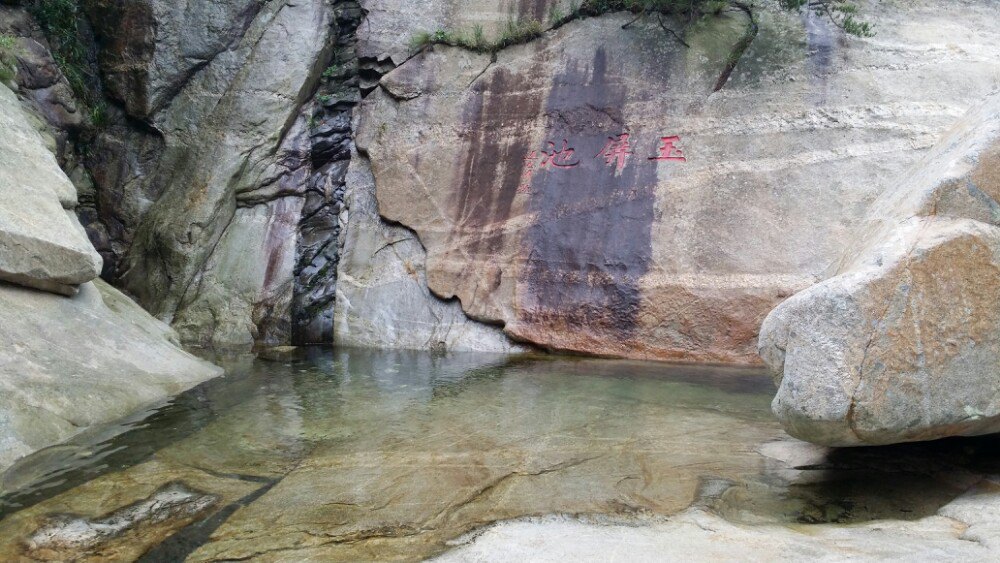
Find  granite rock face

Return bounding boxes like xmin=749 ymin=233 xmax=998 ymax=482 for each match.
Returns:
xmin=0 ymin=84 xmax=100 ymax=296
xmin=0 ymin=86 xmax=221 ymax=471
xmin=335 ymin=153 xmax=525 ymax=352
xmin=7 ymin=0 xmax=1000 ymax=361
xmin=0 ymin=0 xmax=517 ymax=351
xmin=115 ymin=0 xmax=334 ymax=347
xmin=355 ymin=0 xmax=1000 ymax=362
xmin=0 ymin=0 xmax=363 ymax=348
xmin=0 ymin=279 xmax=221 ymax=472
xmin=82 ymin=0 xmax=267 ymax=120
xmin=0 ymin=6 xmax=84 ymax=159
xmin=759 ymin=93 xmax=1000 ymax=446
xmin=358 ymin=0 xmax=578 ymax=66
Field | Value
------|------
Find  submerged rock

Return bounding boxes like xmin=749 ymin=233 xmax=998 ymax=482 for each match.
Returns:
xmin=25 ymin=482 xmax=217 ymax=559
xmin=760 ymin=92 xmax=1000 ymax=446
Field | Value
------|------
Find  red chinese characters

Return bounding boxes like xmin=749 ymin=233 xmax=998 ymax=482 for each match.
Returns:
xmin=518 ymin=140 xmax=579 ymax=193
xmin=595 ymin=133 xmax=634 ymax=175
xmin=518 ymin=133 xmax=685 ymax=193
xmin=648 ymin=135 xmax=686 ymax=162
xmin=539 ymin=140 xmax=579 ymax=169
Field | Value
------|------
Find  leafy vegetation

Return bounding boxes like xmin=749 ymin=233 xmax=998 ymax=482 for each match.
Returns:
xmin=576 ymin=0 xmax=870 ymax=37
xmin=410 ymin=0 xmax=873 ymax=55
xmin=0 ymin=34 xmax=20 ymax=83
xmin=322 ymin=63 xmax=343 ymax=79
xmin=410 ymin=18 xmax=544 ymax=53
xmin=779 ymin=0 xmax=873 ymax=37
xmin=30 ymin=0 xmax=107 ymax=126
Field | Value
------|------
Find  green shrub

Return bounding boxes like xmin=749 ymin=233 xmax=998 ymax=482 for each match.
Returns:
xmin=322 ymin=63 xmax=342 ymax=79
xmin=0 ymin=34 xmax=19 ymax=83
xmin=409 ymin=18 xmax=545 ymax=54
xmin=30 ymin=0 xmax=108 ymax=125
xmin=32 ymin=0 xmax=89 ymax=94
xmin=779 ymin=0 xmax=874 ymax=36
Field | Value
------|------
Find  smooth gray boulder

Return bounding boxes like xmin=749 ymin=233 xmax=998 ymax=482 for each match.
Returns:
xmin=0 ymin=85 xmax=101 ymax=295
xmin=760 ymin=92 xmax=1000 ymax=446
xmin=0 ymin=279 xmax=222 ymax=472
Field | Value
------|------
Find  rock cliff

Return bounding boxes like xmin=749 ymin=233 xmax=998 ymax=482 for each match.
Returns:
xmin=3 ymin=0 xmax=1000 ymax=368
xmin=356 ymin=0 xmax=1000 ymax=362
xmin=0 ymin=82 xmax=221 ymax=472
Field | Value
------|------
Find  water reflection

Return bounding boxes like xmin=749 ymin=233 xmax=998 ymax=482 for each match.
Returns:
xmin=0 ymin=348 xmax=997 ymax=562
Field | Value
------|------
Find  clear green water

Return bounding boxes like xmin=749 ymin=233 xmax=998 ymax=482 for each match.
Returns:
xmin=1 ymin=348 xmax=998 ymax=561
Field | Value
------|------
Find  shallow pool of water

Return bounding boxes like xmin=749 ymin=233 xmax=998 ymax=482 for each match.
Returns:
xmin=2 ymin=348 xmax=998 ymax=561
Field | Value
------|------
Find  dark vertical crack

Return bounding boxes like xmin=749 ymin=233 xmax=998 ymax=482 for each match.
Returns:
xmin=291 ymin=0 xmax=366 ymax=344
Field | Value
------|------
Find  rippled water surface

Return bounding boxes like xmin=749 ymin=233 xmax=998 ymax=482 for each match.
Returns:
xmin=2 ymin=348 xmax=999 ymax=561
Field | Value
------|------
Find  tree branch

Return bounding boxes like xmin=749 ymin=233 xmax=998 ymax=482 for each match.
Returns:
xmin=657 ymin=15 xmax=690 ymax=48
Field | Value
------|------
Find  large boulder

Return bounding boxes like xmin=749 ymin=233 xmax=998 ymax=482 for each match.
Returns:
xmin=354 ymin=0 xmax=1000 ymax=362
xmin=759 ymin=92 xmax=1000 ymax=446
xmin=0 ymin=85 xmax=101 ymax=296
xmin=0 ymin=279 xmax=222 ymax=472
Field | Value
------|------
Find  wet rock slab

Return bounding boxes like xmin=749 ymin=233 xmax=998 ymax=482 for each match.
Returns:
xmin=1 ymin=350 xmax=999 ymax=561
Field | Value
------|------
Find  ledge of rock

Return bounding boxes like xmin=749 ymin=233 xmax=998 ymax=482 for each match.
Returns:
xmin=759 ymin=92 xmax=1000 ymax=446
xmin=0 ymin=85 xmax=101 ymax=296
